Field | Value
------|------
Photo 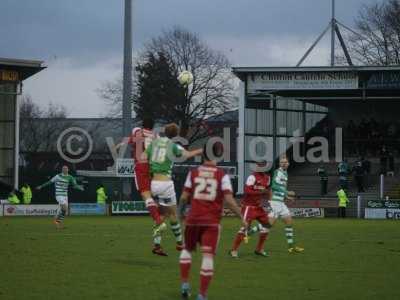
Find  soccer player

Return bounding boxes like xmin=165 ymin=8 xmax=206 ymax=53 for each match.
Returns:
xmin=230 ymin=161 xmax=272 ymax=258
xmin=269 ymin=157 xmax=304 ymax=253
xmin=144 ymin=123 xmax=203 ymax=256
xmin=178 ymin=142 xmax=246 ymax=300
xmin=36 ymin=165 xmax=84 ymax=229
xmin=115 ymin=117 xmax=166 ymax=235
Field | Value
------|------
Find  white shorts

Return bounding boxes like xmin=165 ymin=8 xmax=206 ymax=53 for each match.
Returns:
xmin=151 ymin=180 xmax=177 ymax=207
xmin=56 ymin=196 xmax=68 ymax=205
xmin=268 ymin=201 xmax=291 ymax=219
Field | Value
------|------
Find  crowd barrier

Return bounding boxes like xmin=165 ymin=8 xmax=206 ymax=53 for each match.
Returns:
xmin=364 ymin=200 xmax=400 ymax=220
xmin=0 ymin=199 xmax=398 ymax=219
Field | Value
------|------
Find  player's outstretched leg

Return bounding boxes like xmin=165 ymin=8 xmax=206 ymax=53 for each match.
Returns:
xmin=230 ymin=227 xmax=246 ymax=258
xmin=179 ymin=249 xmax=192 ymax=299
xmin=152 ymin=234 xmax=168 ymax=256
xmin=254 ymin=224 xmax=270 ymax=257
xmin=198 ymin=253 xmax=214 ymax=300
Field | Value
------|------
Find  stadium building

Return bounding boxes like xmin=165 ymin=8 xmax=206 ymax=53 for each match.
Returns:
xmin=233 ymin=66 xmax=400 ymax=197
xmin=0 ymin=58 xmax=44 ymax=196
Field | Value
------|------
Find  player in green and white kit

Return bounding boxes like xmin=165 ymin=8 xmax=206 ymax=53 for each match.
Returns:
xmin=144 ymin=123 xmax=203 ymax=256
xmin=269 ymin=157 xmax=304 ymax=253
xmin=37 ymin=165 xmax=84 ymax=229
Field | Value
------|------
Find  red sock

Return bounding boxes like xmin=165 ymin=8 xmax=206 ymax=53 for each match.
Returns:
xmin=180 ymin=250 xmax=192 ymax=282
xmin=256 ymin=232 xmax=268 ymax=252
xmin=200 ymin=272 xmax=213 ymax=296
xmin=200 ymin=254 xmax=214 ymax=297
xmin=145 ymin=199 xmax=162 ymax=225
xmin=232 ymin=232 xmax=245 ymax=251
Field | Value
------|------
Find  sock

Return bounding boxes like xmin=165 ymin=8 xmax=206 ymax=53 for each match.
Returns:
xmin=179 ymin=249 xmax=192 ymax=283
xmin=200 ymin=254 xmax=214 ymax=297
xmin=170 ymin=221 xmax=183 ymax=244
xmin=256 ymin=227 xmax=269 ymax=252
xmin=153 ymin=235 xmax=162 ymax=247
xmin=231 ymin=230 xmax=245 ymax=251
xmin=145 ymin=198 xmax=162 ymax=225
xmin=55 ymin=206 xmax=66 ymax=222
xmin=285 ymin=226 xmax=294 ymax=247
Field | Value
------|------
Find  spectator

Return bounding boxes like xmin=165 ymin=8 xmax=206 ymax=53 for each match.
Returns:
xmin=8 ymin=190 xmax=20 ymax=204
xmin=380 ymin=146 xmax=388 ymax=175
xmin=96 ymin=184 xmax=108 ymax=204
xmin=337 ymin=188 xmax=349 ymax=218
xmin=338 ymin=159 xmax=350 ymax=191
xmin=361 ymin=156 xmax=371 ymax=189
xmin=20 ymin=183 xmax=32 ymax=204
xmin=317 ymin=165 xmax=328 ymax=196
xmin=352 ymin=159 xmax=365 ymax=193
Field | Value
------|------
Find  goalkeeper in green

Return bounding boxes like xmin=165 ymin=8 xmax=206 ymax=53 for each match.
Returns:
xmin=37 ymin=165 xmax=84 ymax=229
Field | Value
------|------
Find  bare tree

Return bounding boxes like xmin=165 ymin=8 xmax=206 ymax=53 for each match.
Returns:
xmin=98 ymin=26 xmax=236 ymax=143
xmin=345 ymin=0 xmax=400 ymax=65
xmin=20 ymin=96 xmax=70 ymax=153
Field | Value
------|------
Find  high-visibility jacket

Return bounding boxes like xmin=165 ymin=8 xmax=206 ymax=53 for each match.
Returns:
xmin=21 ymin=186 xmax=32 ymax=204
xmin=96 ymin=187 xmax=107 ymax=204
xmin=8 ymin=194 xmax=20 ymax=204
xmin=337 ymin=189 xmax=349 ymax=207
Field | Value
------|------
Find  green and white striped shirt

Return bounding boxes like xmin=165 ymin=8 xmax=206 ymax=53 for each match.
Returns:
xmin=271 ymin=168 xmax=288 ymax=202
xmin=41 ymin=174 xmax=81 ymax=197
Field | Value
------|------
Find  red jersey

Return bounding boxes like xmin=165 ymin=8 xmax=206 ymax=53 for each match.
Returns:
xmin=183 ymin=164 xmax=233 ymax=225
xmin=127 ymin=127 xmax=156 ymax=162
xmin=242 ymin=172 xmax=271 ymax=207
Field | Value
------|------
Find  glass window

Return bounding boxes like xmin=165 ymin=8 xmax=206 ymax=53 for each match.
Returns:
xmin=0 ymin=122 xmax=14 ymax=148
xmin=0 ymin=149 xmax=14 ymax=177
xmin=245 ymin=135 xmax=274 ymax=162
xmin=276 ymin=98 xmax=288 ymax=109
xmin=306 ymin=103 xmax=315 ymax=111
xmin=287 ymin=111 xmax=303 ymax=135
xmin=276 ymin=111 xmax=287 ymax=135
xmin=0 ymin=84 xmax=16 ymax=121
xmin=256 ymin=109 xmax=273 ymax=135
xmin=245 ymin=108 xmax=256 ymax=134
xmin=288 ymin=99 xmax=303 ymax=110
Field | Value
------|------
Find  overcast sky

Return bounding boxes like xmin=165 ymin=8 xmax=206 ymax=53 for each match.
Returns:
xmin=1 ymin=0 xmax=378 ymax=117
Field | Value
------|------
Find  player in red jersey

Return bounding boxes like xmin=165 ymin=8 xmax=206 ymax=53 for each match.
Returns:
xmin=178 ymin=142 xmax=246 ymax=300
xmin=115 ymin=118 xmax=166 ymax=234
xmin=230 ymin=161 xmax=272 ymax=258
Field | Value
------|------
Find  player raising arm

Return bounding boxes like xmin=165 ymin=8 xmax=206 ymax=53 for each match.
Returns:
xmin=143 ymin=123 xmax=203 ymax=256
xmin=178 ymin=142 xmax=246 ymax=300
xmin=36 ymin=165 xmax=84 ymax=229
xmin=114 ymin=118 xmax=166 ymax=235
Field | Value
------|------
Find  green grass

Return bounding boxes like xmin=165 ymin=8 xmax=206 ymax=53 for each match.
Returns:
xmin=1 ymin=217 xmax=400 ymax=300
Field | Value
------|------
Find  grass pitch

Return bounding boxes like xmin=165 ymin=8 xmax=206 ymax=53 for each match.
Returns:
xmin=1 ymin=217 xmax=399 ymax=300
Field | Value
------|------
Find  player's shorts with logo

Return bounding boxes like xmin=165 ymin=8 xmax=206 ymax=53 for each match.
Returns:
xmin=268 ymin=201 xmax=291 ymax=218
xmin=242 ymin=206 xmax=269 ymax=225
xmin=151 ymin=180 xmax=177 ymax=206
xmin=184 ymin=224 xmax=221 ymax=255
xmin=56 ymin=196 xmax=68 ymax=205
xmin=134 ymin=162 xmax=151 ymax=193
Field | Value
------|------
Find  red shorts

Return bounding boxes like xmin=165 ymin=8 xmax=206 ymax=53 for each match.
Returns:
xmin=184 ymin=224 xmax=221 ymax=255
xmin=242 ymin=206 xmax=269 ymax=225
xmin=134 ymin=162 xmax=151 ymax=193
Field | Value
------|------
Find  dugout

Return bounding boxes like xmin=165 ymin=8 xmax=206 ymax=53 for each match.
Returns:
xmin=0 ymin=58 xmax=44 ymax=197
xmin=233 ymin=65 xmax=400 ymax=194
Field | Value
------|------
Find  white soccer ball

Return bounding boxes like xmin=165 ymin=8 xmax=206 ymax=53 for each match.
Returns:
xmin=178 ymin=70 xmax=194 ymax=86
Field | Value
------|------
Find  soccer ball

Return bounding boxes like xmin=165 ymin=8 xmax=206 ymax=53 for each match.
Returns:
xmin=178 ymin=70 xmax=194 ymax=86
